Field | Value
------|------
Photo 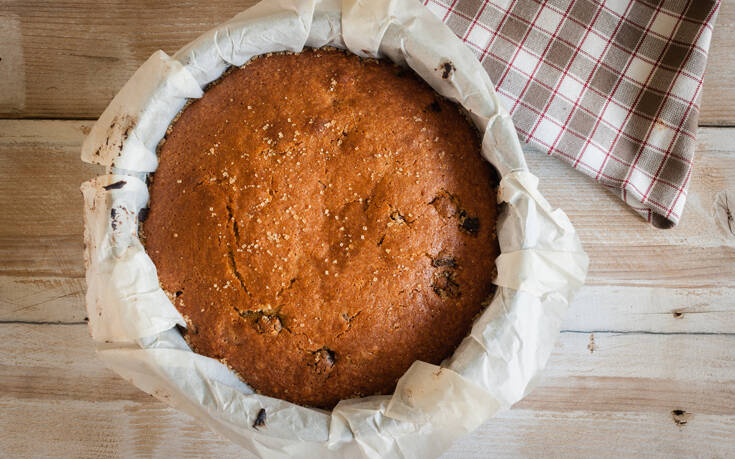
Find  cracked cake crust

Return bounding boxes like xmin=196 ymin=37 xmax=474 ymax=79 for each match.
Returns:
xmin=144 ymin=48 xmax=500 ymax=409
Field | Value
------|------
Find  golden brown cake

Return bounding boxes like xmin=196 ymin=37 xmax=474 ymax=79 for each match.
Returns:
xmin=144 ymin=48 xmax=499 ymax=409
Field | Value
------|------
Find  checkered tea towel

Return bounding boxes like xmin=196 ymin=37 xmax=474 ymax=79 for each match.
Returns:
xmin=425 ymin=0 xmax=720 ymax=228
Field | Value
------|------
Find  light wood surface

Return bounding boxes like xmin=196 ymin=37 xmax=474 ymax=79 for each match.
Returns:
xmin=1 ymin=1 xmax=734 ymax=457
xmin=0 ymin=0 xmax=732 ymax=124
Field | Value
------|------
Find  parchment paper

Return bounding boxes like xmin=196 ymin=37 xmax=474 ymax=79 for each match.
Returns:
xmin=80 ymin=0 xmax=589 ymax=457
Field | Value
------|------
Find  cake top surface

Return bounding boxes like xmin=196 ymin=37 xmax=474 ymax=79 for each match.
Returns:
xmin=144 ymin=48 xmax=499 ymax=408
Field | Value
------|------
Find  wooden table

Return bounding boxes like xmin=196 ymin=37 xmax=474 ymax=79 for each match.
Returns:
xmin=1 ymin=1 xmax=734 ymax=457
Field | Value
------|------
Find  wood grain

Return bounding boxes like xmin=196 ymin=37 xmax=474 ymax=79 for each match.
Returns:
xmin=565 ymin=285 xmax=735 ymax=333
xmin=0 ymin=120 xmax=100 ymax=237
xmin=0 ymin=121 xmax=99 ymax=323
xmin=0 ymin=399 xmax=249 ymax=458
xmin=0 ymin=0 xmax=732 ymax=123
xmin=5 ymin=398 xmax=734 ymax=459
xmin=1 ymin=323 xmax=733 ymax=457
xmin=446 ymin=409 xmax=735 ymax=458
xmin=0 ymin=277 xmax=86 ymax=323
xmin=701 ymin=0 xmax=735 ymax=126
xmin=0 ymin=0 xmax=259 ymax=118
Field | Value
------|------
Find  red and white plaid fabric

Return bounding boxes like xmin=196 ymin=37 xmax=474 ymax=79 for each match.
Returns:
xmin=425 ymin=0 xmax=720 ymax=227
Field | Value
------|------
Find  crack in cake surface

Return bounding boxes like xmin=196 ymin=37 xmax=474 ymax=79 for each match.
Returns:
xmin=224 ymin=200 xmax=251 ymax=298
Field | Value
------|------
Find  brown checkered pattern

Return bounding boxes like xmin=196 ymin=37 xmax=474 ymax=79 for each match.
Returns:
xmin=425 ymin=0 xmax=720 ymax=227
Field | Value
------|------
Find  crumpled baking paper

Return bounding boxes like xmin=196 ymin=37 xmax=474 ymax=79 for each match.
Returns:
xmin=80 ymin=0 xmax=589 ymax=457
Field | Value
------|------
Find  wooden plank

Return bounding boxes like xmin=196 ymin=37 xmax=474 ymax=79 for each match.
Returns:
xmin=3 ymin=277 xmax=734 ymax=332
xmin=0 ymin=276 xmax=86 ymax=323
xmin=535 ymin=331 xmax=735 ymax=415
xmin=3 ymin=399 xmax=734 ymax=459
xmin=564 ymin=285 xmax=735 ymax=333
xmin=4 ymin=277 xmax=734 ymax=331
xmin=445 ymin=409 xmax=735 ymax=458
xmin=0 ymin=399 xmax=248 ymax=458
xmin=0 ymin=120 xmax=97 ymax=322
xmin=2 ymin=324 xmax=734 ymax=416
xmin=0 ymin=13 xmax=25 ymax=113
xmin=1 ymin=323 xmax=733 ymax=457
xmin=0 ymin=0 xmax=732 ymax=123
xmin=701 ymin=0 xmax=735 ymax=126
xmin=0 ymin=0 xmax=259 ymax=118
xmin=2 ymin=121 xmax=734 ymax=331
xmin=3 ymin=274 xmax=734 ymax=332
xmin=0 ymin=120 xmax=100 ymax=237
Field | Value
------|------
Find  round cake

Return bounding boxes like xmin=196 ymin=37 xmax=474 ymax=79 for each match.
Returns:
xmin=144 ymin=48 xmax=500 ymax=408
